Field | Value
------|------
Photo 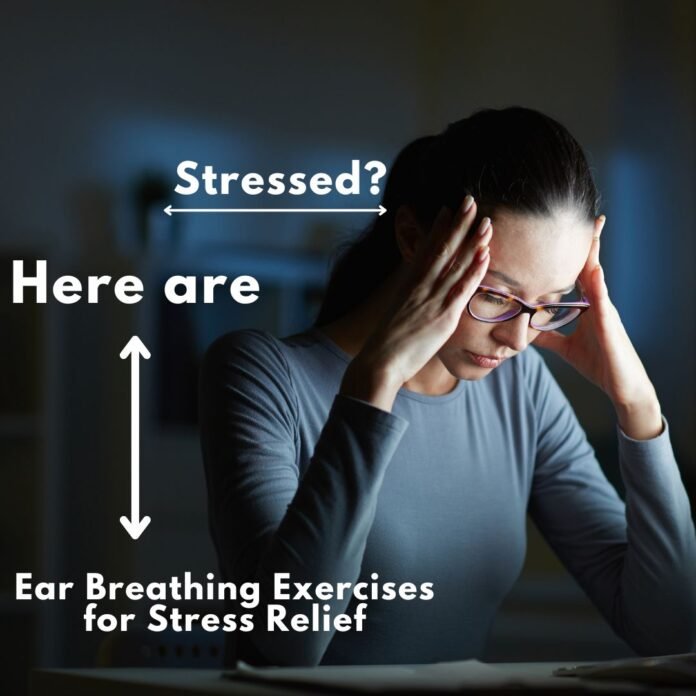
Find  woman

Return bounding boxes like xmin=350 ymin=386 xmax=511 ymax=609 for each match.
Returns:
xmin=199 ymin=107 xmax=696 ymax=667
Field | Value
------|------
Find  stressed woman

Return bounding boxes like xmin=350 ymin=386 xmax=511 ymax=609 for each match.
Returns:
xmin=199 ymin=107 xmax=696 ymax=667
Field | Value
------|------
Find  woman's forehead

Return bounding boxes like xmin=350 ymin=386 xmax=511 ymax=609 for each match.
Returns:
xmin=487 ymin=210 xmax=593 ymax=297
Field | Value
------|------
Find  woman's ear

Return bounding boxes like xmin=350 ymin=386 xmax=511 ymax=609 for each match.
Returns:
xmin=394 ymin=205 xmax=428 ymax=264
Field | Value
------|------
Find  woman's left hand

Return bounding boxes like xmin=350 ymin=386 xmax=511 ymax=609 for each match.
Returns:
xmin=534 ymin=216 xmax=663 ymax=440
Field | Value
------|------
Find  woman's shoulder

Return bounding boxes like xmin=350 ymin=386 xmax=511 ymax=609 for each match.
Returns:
xmin=203 ymin=327 xmax=287 ymax=366
xmin=200 ymin=326 xmax=345 ymax=424
xmin=201 ymin=326 xmax=337 ymax=393
xmin=200 ymin=328 xmax=297 ymax=392
xmin=199 ymin=329 xmax=302 ymax=433
xmin=202 ymin=326 xmax=328 ymax=370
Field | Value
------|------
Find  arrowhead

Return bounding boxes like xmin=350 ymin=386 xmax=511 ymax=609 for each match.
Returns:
xmin=120 ymin=515 xmax=151 ymax=540
xmin=120 ymin=336 xmax=151 ymax=360
xmin=378 ymin=205 xmax=387 ymax=216
xmin=164 ymin=205 xmax=173 ymax=216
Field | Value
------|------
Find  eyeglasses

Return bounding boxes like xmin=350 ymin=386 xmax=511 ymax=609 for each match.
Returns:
xmin=467 ymin=284 xmax=590 ymax=331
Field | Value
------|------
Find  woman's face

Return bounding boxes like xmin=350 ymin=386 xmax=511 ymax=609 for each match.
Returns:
xmin=438 ymin=208 xmax=594 ymax=380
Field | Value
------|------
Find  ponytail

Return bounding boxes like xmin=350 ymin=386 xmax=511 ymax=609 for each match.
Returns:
xmin=314 ymin=107 xmax=600 ymax=326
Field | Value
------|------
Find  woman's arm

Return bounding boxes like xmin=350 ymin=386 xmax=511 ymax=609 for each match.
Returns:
xmin=524 ymin=346 xmax=696 ymax=655
xmin=198 ymin=198 xmax=501 ymax=665
xmin=528 ymin=216 xmax=695 ymax=652
xmin=198 ymin=329 xmax=409 ymax=666
xmin=533 ymin=215 xmax=663 ymax=441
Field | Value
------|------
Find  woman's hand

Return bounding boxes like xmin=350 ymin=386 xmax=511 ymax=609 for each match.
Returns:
xmin=342 ymin=196 xmax=492 ymax=410
xmin=534 ymin=216 xmax=663 ymax=440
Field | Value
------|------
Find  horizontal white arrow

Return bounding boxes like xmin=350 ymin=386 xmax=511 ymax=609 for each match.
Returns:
xmin=119 ymin=336 xmax=151 ymax=540
xmin=164 ymin=205 xmax=387 ymax=217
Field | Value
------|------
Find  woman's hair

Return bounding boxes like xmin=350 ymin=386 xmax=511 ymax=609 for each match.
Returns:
xmin=314 ymin=106 xmax=600 ymax=326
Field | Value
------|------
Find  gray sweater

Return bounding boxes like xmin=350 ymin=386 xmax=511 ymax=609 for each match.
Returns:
xmin=198 ymin=326 xmax=696 ymax=667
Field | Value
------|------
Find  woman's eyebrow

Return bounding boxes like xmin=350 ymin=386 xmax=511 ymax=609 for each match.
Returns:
xmin=487 ymin=269 xmax=576 ymax=296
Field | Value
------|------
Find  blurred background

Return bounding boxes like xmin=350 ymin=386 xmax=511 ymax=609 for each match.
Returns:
xmin=1 ymin=0 xmax=694 ymax=693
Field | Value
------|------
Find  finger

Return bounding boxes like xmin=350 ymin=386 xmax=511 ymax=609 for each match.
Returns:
xmin=587 ymin=263 xmax=624 ymax=340
xmin=593 ymin=264 xmax=612 ymax=313
xmin=580 ymin=227 xmax=602 ymax=288
xmin=437 ymin=218 xmax=492 ymax=295
xmin=423 ymin=195 xmax=478 ymax=281
xmin=590 ymin=215 xmax=606 ymax=266
xmin=595 ymin=214 xmax=607 ymax=238
xmin=444 ymin=241 xmax=491 ymax=309
xmin=583 ymin=254 xmax=607 ymax=302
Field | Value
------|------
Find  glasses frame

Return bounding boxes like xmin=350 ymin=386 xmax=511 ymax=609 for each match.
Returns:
xmin=467 ymin=284 xmax=590 ymax=332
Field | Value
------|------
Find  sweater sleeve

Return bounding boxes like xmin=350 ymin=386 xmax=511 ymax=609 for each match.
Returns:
xmin=523 ymin=347 xmax=696 ymax=656
xmin=198 ymin=329 xmax=409 ymax=666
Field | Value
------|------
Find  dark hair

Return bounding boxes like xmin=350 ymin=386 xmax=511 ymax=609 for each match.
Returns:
xmin=314 ymin=106 xmax=600 ymax=326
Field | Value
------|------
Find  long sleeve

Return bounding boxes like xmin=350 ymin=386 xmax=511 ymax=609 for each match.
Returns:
xmin=198 ymin=329 xmax=409 ymax=666
xmin=524 ymin=347 xmax=696 ymax=655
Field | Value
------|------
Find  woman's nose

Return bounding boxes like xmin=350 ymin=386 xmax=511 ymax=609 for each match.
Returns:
xmin=491 ymin=313 xmax=535 ymax=353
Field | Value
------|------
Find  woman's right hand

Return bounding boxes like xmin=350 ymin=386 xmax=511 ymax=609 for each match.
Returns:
xmin=341 ymin=196 xmax=493 ymax=410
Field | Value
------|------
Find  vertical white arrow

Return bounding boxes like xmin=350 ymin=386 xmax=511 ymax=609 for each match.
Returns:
xmin=119 ymin=336 xmax=151 ymax=540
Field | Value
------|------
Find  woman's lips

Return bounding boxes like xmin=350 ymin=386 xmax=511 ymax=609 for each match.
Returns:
xmin=465 ymin=350 xmax=507 ymax=368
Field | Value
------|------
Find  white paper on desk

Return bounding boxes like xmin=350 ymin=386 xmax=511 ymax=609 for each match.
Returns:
xmin=230 ymin=659 xmax=638 ymax=692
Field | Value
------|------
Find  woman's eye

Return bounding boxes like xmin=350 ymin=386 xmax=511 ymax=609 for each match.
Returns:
xmin=482 ymin=293 xmax=507 ymax=306
xmin=543 ymin=306 xmax=561 ymax=316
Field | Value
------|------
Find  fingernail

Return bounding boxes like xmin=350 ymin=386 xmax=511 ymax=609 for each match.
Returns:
xmin=478 ymin=217 xmax=491 ymax=236
xmin=463 ymin=195 xmax=475 ymax=212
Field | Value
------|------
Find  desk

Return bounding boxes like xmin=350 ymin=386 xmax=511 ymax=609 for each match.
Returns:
xmin=31 ymin=668 xmax=283 ymax=696
xmin=30 ymin=662 xmax=671 ymax=695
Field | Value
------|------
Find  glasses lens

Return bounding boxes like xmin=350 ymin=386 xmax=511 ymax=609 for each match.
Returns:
xmin=470 ymin=291 xmax=520 ymax=322
xmin=531 ymin=306 xmax=582 ymax=331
